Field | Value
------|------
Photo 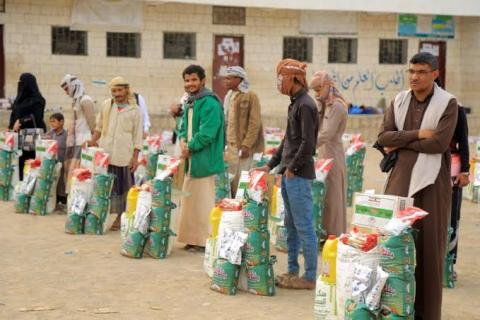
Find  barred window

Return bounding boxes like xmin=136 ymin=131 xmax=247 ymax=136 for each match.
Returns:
xmin=212 ymin=6 xmax=246 ymax=25
xmin=379 ymin=39 xmax=408 ymax=64
xmin=51 ymin=27 xmax=87 ymax=56
xmin=283 ymin=37 xmax=313 ymax=63
xmin=328 ymin=38 xmax=357 ymax=64
xmin=107 ymin=32 xmax=141 ymax=58
xmin=163 ymin=32 xmax=196 ymax=59
xmin=0 ymin=0 xmax=5 ymax=12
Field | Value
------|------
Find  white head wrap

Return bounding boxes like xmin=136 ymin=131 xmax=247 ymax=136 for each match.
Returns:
xmin=60 ymin=74 xmax=85 ymax=103
xmin=224 ymin=66 xmax=249 ymax=93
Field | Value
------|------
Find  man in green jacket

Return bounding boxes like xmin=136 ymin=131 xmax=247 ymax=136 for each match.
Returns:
xmin=177 ymin=64 xmax=225 ymax=252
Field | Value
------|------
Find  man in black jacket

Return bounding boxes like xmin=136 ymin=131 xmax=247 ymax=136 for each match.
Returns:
xmin=258 ymin=59 xmax=319 ymax=290
xmin=449 ymin=105 xmax=470 ymax=276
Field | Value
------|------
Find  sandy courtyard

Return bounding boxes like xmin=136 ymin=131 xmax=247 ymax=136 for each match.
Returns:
xmin=0 ymin=150 xmax=479 ymax=320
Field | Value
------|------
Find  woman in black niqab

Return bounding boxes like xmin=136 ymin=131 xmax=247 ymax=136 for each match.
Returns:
xmin=8 ymin=73 xmax=47 ymax=179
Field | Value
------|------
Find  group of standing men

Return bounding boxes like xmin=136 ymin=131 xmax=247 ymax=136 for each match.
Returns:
xmin=7 ymin=51 xmax=469 ymax=319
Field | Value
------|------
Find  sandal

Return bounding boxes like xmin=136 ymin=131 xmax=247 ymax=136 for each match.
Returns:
xmin=184 ymin=244 xmax=197 ymax=252
xmin=279 ymin=276 xmax=315 ymax=290
xmin=275 ymin=272 xmax=298 ymax=285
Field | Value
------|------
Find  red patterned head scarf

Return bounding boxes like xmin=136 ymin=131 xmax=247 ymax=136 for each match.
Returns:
xmin=310 ymin=70 xmax=347 ymax=107
xmin=276 ymin=59 xmax=308 ymax=96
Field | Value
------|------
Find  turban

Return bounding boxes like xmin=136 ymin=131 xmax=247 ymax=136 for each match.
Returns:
xmin=60 ymin=74 xmax=85 ymax=102
xmin=310 ymin=70 xmax=347 ymax=107
xmin=276 ymin=59 xmax=308 ymax=96
xmin=224 ymin=66 xmax=249 ymax=93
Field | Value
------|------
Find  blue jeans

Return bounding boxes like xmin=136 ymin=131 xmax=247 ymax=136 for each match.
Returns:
xmin=281 ymin=175 xmax=318 ymax=281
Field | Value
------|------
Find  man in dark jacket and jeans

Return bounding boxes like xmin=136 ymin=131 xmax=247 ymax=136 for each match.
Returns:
xmin=258 ymin=59 xmax=319 ymax=289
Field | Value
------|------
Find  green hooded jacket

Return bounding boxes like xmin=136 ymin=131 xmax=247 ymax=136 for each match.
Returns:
xmin=178 ymin=88 xmax=225 ymax=178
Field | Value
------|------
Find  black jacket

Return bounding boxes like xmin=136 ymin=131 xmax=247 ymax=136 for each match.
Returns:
xmin=268 ymin=88 xmax=319 ymax=179
xmin=450 ymin=106 xmax=470 ymax=173
xmin=9 ymin=73 xmax=46 ymax=131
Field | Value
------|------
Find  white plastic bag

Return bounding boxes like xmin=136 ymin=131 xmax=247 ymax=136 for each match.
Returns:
xmin=336 ymin=242 xmax=379 ymax=319
xmin=204 ymin=237 xmax=217 ymax=278
xmin=133 ymin=188 xmax=152 ymax=235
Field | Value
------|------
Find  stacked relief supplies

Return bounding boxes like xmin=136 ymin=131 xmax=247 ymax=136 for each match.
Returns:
xmin=146 ymin=173 xmax=177 ymax=259
xmin=210 ymin=170 xmax=276 ymax=296
xmin=121 ymin=183 xmax=152 ymax=258
xmin=1 ymin=132 xmax=19 ymax=201
xmin=208 ymin=199 xmax=245 ymax=295
xmin=65 ymin=168 xmax=93 ymax=234
xmin=270 ymin=158 xmax=334 ymax=253
xmin=29 ymin=139 xmax=62 ymax=216
xmin=121 ymin=154 xmax=180 ymax=259
xmin=312 ymin=158 xmax=334 ymax=245
xmin=315 ymin=191 xmax=429 ymax=320
xmin=345 ymin=141 xmax=366 ymax=207
xmin=243 ymin=171 xmax=275 ymax=296
xmin=65 ymin=146 xmax=112 ymax=234
xmin=377 ymin=207 xmax=428 ymax=319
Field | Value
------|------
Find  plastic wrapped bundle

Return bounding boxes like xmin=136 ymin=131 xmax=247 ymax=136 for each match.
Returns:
xmin=65 ymin=213 xmax=85 ymax=234
xmin=121 ymin=230 xmax=147 ymax=258
xmin=144 ymin=230 xmax=175 ymax=259
xmin=0 ymin=185 xmax=12 ymax=201
xmin=246 ymin=256 xmax=276 ymax=296
xmin=88 ymin=196 xmax=110 ymax=225
xmin=146 ymin=153 xmax=159 ymax=180
xmin=243 ymin=230 xmax=270 ymax=266
xmin=211 ymin=258 xmax=240 ymax=295
xmin=150 ymin=204 xmax=176 ymax=233
xmin=381 ymin=274 xmax=416 ymax=317
xmin=84 ymin=213 xmax=104 ymax=235
xmin=345 ymin=299 xmax=377 ymax=320
xmin=37 ymin=159 xmax=56 ymax=180
xmin=312 ymin=180 xmax=327 ymax=242
xmin=32 ymin=178 xmax=53 ymax=202
xmin=378 ymin=230 xmax=416 ymax=274
xmin=151 ymin=177 xmax=172 ymax=208
xmin=0 ymin=167 xmax=13 ymax=187
xmin=14 ymin=191 xmax=30 ymax=213
xmin=65 ymin=188 xmax=90 ymax=233
xmin=92 ymin=174 xmax=115 ymax=198
xmin=243 ymin=199 xmax=268 ymax=232
xmin=0 ymin=150 xmax=13 ymax=169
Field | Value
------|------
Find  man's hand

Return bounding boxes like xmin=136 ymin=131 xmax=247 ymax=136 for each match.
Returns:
xmin=455 ymin=174 xmax=470 ymax=187
xmin=170 ymin=103 xmax=181 ymax=117
xmin=284 ymin=168 xmax=295 ymax=179
xmin=83 ymin=140 xmax=98 ymax=148
xmin=418 ymin=129 xmax=435 ymax=139
xmin=240 ymin=146 xmax=250 ymax=159
xmin=129 ymin=156 xmax=138 ymax=173
xmin=253 ymin=165 xmax=270 ymax=173
xmin=13 ymin=120 xmax=21 ymax=132
xmin=384 ymin=146 xmax=398 ymax=154
xmin=180 ymin=140 xmax=190 ymax=159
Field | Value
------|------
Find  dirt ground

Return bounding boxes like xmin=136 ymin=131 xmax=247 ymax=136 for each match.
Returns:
xmin=0 ymin=150 xmax=479 ymax=320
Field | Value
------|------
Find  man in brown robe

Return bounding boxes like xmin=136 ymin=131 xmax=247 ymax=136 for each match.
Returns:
xmin=378 ymin=52 xmax=458 ymax=320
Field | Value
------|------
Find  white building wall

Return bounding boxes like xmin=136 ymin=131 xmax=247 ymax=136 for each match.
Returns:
xmin=0 ymin=0 xmax=479 ymax=122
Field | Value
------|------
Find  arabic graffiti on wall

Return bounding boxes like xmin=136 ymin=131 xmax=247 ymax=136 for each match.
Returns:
xmin=330 ymin=69 xmax=405 ymax=101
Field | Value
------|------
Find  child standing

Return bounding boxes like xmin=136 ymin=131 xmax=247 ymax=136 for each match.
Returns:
xmin=45 ymin=113 xmax=67 ymax=208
